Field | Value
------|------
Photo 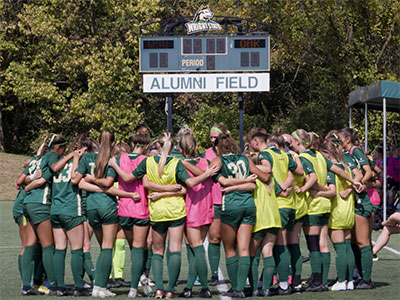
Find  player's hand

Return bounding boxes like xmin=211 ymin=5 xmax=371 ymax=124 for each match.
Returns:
xmin=85 ymin=174 xmax=95 ymax=183
xmin=340 ymin=189 xmax=351 ymax=199
xmin=205 ymin=164 xmax=219 ymax=177
xmin=221 ymin=186 xmax=234 ymax=194
xmin=169 ymin=184 xmax=183 ymax=192
xmin=130 ymin=192 xmax=141 ymax=202
xmin=294 ymin=186 xmax=303 ymax=194
xmin=148 ymin=192 xmax=162 ymax=201
xmin=352 ymin=181 xmax=363 ymax=193
xmin=246 ymin=174 xmax=257 ymax=183
xmin=109 ymin=157 xmax=117 ymax=168
xmin=34 ymin=169 xmax=42 ymax=179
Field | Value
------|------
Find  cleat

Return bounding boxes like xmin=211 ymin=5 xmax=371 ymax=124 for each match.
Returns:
xmin=107 ymin=279 xmax=119 ymax=289
xmin=140 ymin=274 xmax=153 ymax=296
xmin=330 ymin=281 xmax=347 ymax=291
xmin=291 ymin=284 xmax=303 ymax=293
xmin=165 ymin=291 xmax=174 ymax=299
xmin=21 ymin=287 xmax=45 ymax=296
xmin=57 ymin=287 xmax=74 ymax=296
xmin=179 ymin=288 xmax=192 ymax=298
xmin=302 ymin=256 xmax=310 ymax=263
xmin=115 ymin=278 xmax=130 ymax=287
xmin=155 ymin=289 xmax=164 ymax=299
xmin=356 ymin=280 xmax=374 ymax=289
xmin=34 ymin=284 xmax=50 ymax=295
xmin=278 ymin=286 xmax=291 ymax=295
xmin=209 ymin=275 xmax=218 ymax=286
xmin=198 ymin=288 xmax=212 ymax=298
xmin=74 ymin=288 xmax=92 ymax=296
xmin=83 ymin=281 xmax=93 ymax=289
xmin=373 ymin=254 xmax=379 ymax=261
xmin=305 ymin=282 xmax=323 ymax=292
xmin=232 ymin=290 xmax=246 ymax=298
xmin=347 ymin=280 xmax=354 ymax=290
xmin=128 ymin=288 xmax=139 ymax=298
xmin=220 ymin=288 xmax=234 ymax=297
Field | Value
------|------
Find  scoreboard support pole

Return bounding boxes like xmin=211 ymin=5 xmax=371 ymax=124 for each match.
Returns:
xmin=238 ymin=92 xmax=244 ymax=152
xmin=166 ymin=94 xmax=173 ymax=133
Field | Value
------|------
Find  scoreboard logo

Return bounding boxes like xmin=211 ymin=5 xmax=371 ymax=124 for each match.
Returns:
xmin=185 ymin=5 xmax=222 ymax=35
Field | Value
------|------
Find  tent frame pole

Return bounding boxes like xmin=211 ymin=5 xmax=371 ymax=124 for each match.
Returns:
xmin=364 ymin=103 xmax=368 ymax=152
xmin=383 ymin=98 xmax=387 ymax=221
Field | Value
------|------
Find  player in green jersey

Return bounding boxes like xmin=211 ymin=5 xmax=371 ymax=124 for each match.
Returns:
xmin=338 ymin=128 xmax=374 ymax=289
xmin=208 ymin=133 xmax=270 ymax=298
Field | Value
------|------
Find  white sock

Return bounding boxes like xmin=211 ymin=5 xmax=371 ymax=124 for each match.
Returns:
xmin=279 ymin=281 xmax=288 ymax=290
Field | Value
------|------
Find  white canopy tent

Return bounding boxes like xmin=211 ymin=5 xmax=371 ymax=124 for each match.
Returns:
xmin=348 ymin=80 xmax=400 ymax=221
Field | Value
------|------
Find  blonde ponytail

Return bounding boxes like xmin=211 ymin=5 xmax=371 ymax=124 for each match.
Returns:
xmin=158 ymin=132 xmax=174 ymax=177
xmin=95 ymin=130 xmax=115 ymax=179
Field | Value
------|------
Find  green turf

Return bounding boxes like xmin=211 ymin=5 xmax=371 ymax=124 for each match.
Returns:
xmin=1 ymin=200 xmax=399 ymax=299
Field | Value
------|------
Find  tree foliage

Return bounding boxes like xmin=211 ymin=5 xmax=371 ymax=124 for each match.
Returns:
xmin=1 ymin=0 xmax=399 ymax=154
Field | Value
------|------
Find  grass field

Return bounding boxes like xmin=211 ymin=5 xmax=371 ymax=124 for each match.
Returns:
xmin=1 ymin=152 xmax=399 ymax=299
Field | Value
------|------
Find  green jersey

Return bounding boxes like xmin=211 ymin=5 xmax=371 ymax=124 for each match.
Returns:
xmin=259 ymin=146 xmax=298 ymax=171
xmin=132 ymin=154 xmax=191 ymax=184
xmin=299 ymin=149 xmax=333 ymax=175
xmin=170 ymin=147 xmax=185 ymax=159
xmin=215 ymin=153 xmax=255 ymax=211
xmin=51 ymin=158 xmax=83 ymax=216
xmin=76 ymin=152 xmax=117 ymax=210
xmin=23 ymin=156 xmax=52 ymax=205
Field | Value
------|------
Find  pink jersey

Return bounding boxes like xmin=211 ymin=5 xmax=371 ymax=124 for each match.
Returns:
xmin=367 ymin=187 xmax=381 ymax=206
xmin=117 ymin=153 xmax=149 ymax=219
xmin=205 ymin=147 xmax=222 ymax=205
xmin=185 ymin=157 xmax=214 ymax=227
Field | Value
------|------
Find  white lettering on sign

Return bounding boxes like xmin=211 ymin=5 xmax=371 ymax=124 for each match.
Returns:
xmin=143 ymin=73 xmax=269 ymax=93
xmin=182 ymin=59 xmax=205 ymax=67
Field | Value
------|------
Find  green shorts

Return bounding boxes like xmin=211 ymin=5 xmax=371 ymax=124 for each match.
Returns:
xmin=87 ymin=207 xmax=119 ymax=230
xmin=221 ymin=207 xmax=256 ymax=227
xmin=13 ymin=214 xmax=25 ymax=225
xmin=304 ymin=213 xmax=330 ymax=226
xmin=50 ymin=214 xmax=86 ymax=231
xmin=119 ymin=216 xmax=150 ymax=230
xmin=355 ymin=192 xmax=373 ymax=219
xmin=252 ymin=228 xmax=280 ymax=239
xmin=214 ymin=205 xmax=222 ymax=220
xmin=279 ymin=208 xmax=296 ymax=231
xmin=295 ymin=215 xmax=307 ymax=224
xmin=23 ymin=203 xmax=50 ymax=225
xmin=151 ymin=217 xmax=186 ymax=234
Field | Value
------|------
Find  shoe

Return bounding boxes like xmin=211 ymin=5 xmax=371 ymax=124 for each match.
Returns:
xmin=140 ymin=274 xmax=154 ymax=296
xmin=193 ymin=276 xmax=201 ymax=286
xmin=321 ymin=284 xmax=329 ymax=291
xmin=305 ymin=282 xmax=323 ymax=292
xmin=104 ymin=289 xmax=116 ymax=297
xmin=165 ymin=291 xmax=174 ymax=299
xmin=302 ymin=256 xmax=310 ymax=263
xmin=107 ymin=279 xmax=119 ymax=289
xmin=57 ymin=287 xmax=74 ymax=296
xmin=155 ymin=289 xmax=164 ymax=299
xmin=48 ymin=287 xmax=59 ymax=296
xmin=347 ymin=280 xmax=354 ymax=290
xmin=267 ymin=287 xmax=279 ymax=296
xmin=220 ymin=288 xmax=234 ymax=297
xmin=34 ymin=284 xmax=50 ymax=295
xmin=198 ymin=288 xmax=212 ymax=298
xmin=209 ymin=275 xmax=218 ymax=286
xmin=291 ymin=284 xmax=303 ymax=293
xmin=21 ymin=287 xmax=45 ymax=296
xmin=115 ymin=278 xmax=130 ymax=287
xmin=261 ymin=289 xmax=271 ymax=297
xmin=232 ymin=290 xmax=246 ymax=298
xmin=330 ymin=281 xmax=347 ymax=291
xmin=83 ymin=281 xmax=93 ymax=289
xmin=128 ymin=288 xmax=139 ymax=298
xmin=179 ymin=288 xmax=192 ymax=298
xmin=92 ymin=286 xmax=113 ymax=298
xmin=74 ymin=288 xmax=92 ymax=296
xmin=251 ymin=289 xmax=260 ymax=297
xmin=278 ymin=286 xmax=291 ymax=295
xmin=373 ymin=254 xmax=379 ymax=261
xmin=356 ymin=279 xmax=374 ymax=289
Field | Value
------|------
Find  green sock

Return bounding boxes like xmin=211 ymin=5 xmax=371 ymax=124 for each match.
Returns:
xmin=360 ymin=246 xmax=373 ymax=281
xmin=333 ymin=242 xmax=347 ymax=282
xmin=112 ymin=238 xmax=126 ymax=279
xmin=321 ymin=252 xmax=330 ymax=285
xmin=166 ymin=243 xmax=171 ymax=266
xmin=186 ymin=245 xmax=196 ymax=289
xmin=32 ymin=244 xmax=43 ymax=285
xmin=131 ymin=247 xmax=144 ymax=288
xmin=83 ymin=252 xmax=95 ymax=281
xmin=42 ymin=245 xmax=57 ymax=288
xmin=208 ymin=242 xmax=220 ymax=277
xmin=249 ymin=256 xmax=257 ymax=291
xmin=151 ymin=254 xmax=164 ymax=290
xmin=145 ymin=249 xmax=153 ymax=271
xmin=71 ymin=248 xmax=84 ymax=289
xmin=262 ymin=256 xmax=275 ymax=290
xmin=95 ymin=248 xmax=113 ymax=288
xmin=236 ymin=256 xmax=250 ymax=291
xmin=167 ymin=252 xmax=181 ymax=292
xmin=18 ymin=254 xmax=23 ymax=280
xmin=21 ymin=245 xmax=35 ymax=287
xmin=53 ymin=249 xmax=66 ymax=288
xmin=352 ymin=243 xmax=362 ymax=275
xmin=288 ymin=244 xmax=302 ymax=276
xmin=309 ymin=251 xmax=322 ymax=274
xmin=226 ymin=256 xmax=238 ymax=291
xmin=345 ymin=239 xmax=355 ymax=281
xmin=193 ymin=245 xmax=209 ymax=289
xmin=273 ymin=245 xmax=290 ymax=282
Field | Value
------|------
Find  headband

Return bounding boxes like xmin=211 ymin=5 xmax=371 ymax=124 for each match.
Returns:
xmin=136 ymin=143 xmax=148 ymax=147
xmin=211 ymin=127 xmax=223 ymax=134
xmin=292 ymin=131 xmax=308 ymax=145
xmin=311 ymin=132 xmax=320 ymax=138
xmin=48 ymin=134 xmax=56 ymax=147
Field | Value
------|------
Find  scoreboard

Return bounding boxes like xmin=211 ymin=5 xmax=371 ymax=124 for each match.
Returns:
xmin=139 ymin=36 xmax=270 ymax=73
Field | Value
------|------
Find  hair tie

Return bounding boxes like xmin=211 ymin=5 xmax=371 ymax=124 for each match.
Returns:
xmin=292 ymin=131 xmax=309 ymax=145
xmin=136 ymin=143 xmax=147 ymax=147
xmin=311 ymin=132 xmax=320 ymax=138
xmin=333 ymin=133 xmax=339 ymax=140
xmin=249 ymin=151 xmax=259 ymax=155
xmin=48 ymin=134 xmax=56 ymax=147
xmin=211 ymin=127 xmax=223 ymax=134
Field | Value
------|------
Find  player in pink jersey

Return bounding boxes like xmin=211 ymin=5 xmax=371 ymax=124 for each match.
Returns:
xmin=200 ymin=123 xmax=229 ymax=285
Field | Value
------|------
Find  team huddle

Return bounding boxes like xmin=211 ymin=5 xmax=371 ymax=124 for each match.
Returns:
xmin=14 ymin=124 xmax=380 ymax=298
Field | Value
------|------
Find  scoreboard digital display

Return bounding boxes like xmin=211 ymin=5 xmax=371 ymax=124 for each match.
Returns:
xmin=139 ymin=36 xmax=269 ymax=72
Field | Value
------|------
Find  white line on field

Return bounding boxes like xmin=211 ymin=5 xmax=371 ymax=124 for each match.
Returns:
xmin=372 ymin=240 xmax=400 ymax=255
xmin=204 ymin=237 xmax=232 ymax=300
